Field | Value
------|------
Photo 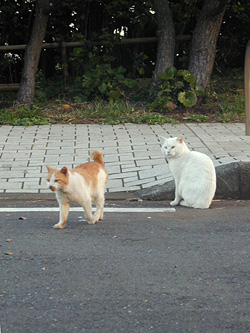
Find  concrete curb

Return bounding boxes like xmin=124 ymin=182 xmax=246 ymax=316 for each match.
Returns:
xmin=133 ymin=162 xmax=250 ymax=201
xmin=0 ymin=191 xmax=135 ymax=207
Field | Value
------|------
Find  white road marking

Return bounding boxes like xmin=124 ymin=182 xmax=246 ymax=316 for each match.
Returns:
xmin=0 ymin=207 xmax=175 ymax=213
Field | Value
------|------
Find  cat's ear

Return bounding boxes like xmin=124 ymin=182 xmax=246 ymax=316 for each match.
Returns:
xmin=159 ymin=136 xmax=167 ymax=143
xmin=177 ymin=136 xmax=183 ymax=143
xmin=46 ymin=166 xmax=55 ymax=173
xmin=60 ymin=167 xmax=68 ymax=177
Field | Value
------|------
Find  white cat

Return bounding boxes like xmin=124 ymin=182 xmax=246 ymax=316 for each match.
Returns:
xmin=46 ymin=151 xmax=108 ymax=229
xmin=161 ymin=136 xmax=216 ymax=209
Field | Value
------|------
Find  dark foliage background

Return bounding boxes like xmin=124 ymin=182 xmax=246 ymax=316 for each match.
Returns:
xmin=0 ymin=0 xmax=249 ymax=84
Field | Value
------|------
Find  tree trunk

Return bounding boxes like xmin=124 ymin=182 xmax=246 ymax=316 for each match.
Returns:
xmin=188 ymin=0 xmax=230 ymax=90
xmin=151 ymin=0 xmax=175 ymax=83
xmin=17 ymin=0 xmax=50 ymax=107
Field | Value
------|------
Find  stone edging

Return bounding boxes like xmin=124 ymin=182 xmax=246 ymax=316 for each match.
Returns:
xmin=134 ymin=162 xmax=250 ymax=201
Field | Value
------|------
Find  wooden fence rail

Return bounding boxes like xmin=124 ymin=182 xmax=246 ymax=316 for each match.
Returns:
xmin=0 ymin=84 xmax=20 ymax=91
xmin=0 ymin=35 xmax=191 ymax=52
xmin=0 ymin=35 xmax=191 ymax=91
xmin=0 ymin=37 xmax=158 ymax=51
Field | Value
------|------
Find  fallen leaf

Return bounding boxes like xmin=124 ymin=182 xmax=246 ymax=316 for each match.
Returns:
xmin=6 ymin=239 xmax=12 ymax=242
xmin=19 ymin=216 xmax=27 ymax=220
xmin=63 ymin=104 xmax=70 ymax=111
xmin=5 ymin=252 xmax=14 ymax=256
xmin=166 ymin=101 xmax=177 ymax=110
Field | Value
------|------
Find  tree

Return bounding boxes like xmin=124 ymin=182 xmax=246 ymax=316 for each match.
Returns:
xmin=188 ymin=0 xmax=230 ymax=90
xmin=17 ymin=0 xmax=50 ymax=107
xmin=1 ymin=0 xmax=246 ymax=96
xmin=151 ymin=0 xmax=230 ymax=90
xmin=152 ymin=0 xmax=175 ymax=83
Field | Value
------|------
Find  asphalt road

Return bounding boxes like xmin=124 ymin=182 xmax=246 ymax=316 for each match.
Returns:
xmin=1 ymin=200 xmax=250 ymax=332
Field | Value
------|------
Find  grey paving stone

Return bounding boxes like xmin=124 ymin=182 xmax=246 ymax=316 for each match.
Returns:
xmin=105 ymin=165 xmax=121 ymax=174
xmin=106 ymin=160 xmax=135 ymax=168
xmin=141 ymin=179 xmax=167 ymax=188
xmin=1 ymin=123 xmax=250 ymax=193
xmin=125 ymin=177 xmax=156 ymax=187
xmin=106 ymin=178 xmax=123 ymax=188
xmin=121 ymin=165 xmax=150 ymax=173
xmin=29 ymin=161 xmax=45 ymax=167
xmin=25 ymin=171 xmax=43 ymax=178
xmin=1 ymin=171 xmax=27 ymax=178
xmin=8 ymin=177 xmax=40 ymax=183
xmin=108 ymin=171 xmax=137 ymax=179
xmin=109 ymin=186 xmax=141 ymax=192
xmin=3 ymin=182 xmax=23 ymax=190
xmin=102 ymin=155 xmax=120 ymax=163
xmin=136 ymin=158 xmax=165 ymax=167
xmin=139 ymin=165 xmax=169 ymax=179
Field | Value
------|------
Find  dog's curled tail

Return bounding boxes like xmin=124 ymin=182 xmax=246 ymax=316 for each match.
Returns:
xmin=91 ymin=150 xmax=105 ymax=167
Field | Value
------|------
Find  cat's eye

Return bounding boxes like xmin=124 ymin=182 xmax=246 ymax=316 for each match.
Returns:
xmin=54 ymin=179 xmax=58 ymax=182
xmin=171 ymin=146 xmax=175 ymax=149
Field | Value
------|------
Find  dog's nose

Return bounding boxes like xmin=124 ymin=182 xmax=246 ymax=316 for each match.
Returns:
xmin=49 ymin=185 xmax=56 ymax=192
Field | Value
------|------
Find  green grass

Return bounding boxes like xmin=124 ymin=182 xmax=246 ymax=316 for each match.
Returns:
xmin=204 ymin=69 xmax=245 ymax=122
xmin=0 ymin=98 xmax=179 ymax=126
xmin=185 ymin=114 xmax=210 ymax=123
xmin=0 ymin=103 xmax=53 ymax=126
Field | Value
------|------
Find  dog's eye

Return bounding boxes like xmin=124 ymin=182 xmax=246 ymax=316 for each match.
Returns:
xmin=54 ymin=179 xmax=58 ymax=183
xmin=171 ymin=146 xmax=175 ymax=149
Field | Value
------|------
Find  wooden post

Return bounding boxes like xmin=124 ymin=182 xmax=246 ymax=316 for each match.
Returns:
xmin=245 ymin=40 xmax=250 ymax=135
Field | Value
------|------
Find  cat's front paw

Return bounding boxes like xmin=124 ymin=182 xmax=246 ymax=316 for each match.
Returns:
xmin=170 ymin=200 xmax=179 ymax=206
xmin=88 ymin=213 xmax=102 ymax=224
xmin=53 ymin=223 xmax=65 ymax=229
xmin=87 ymin=218 xmax=98 ymax=225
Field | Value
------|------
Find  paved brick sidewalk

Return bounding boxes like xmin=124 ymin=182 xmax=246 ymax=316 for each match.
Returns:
xmin=1 ymin=123 xmax=250 ymax=194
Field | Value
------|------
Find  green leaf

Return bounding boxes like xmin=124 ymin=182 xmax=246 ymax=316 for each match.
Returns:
xmin=178 ymin=91 xmax=197 ymax=107
xmin=177 ymin=70 xmax=195 ymax=84
xmin=99 ymin=83 xmax=107 ymax=94
xmin=195 ymin=85 xmax=205 ymax=96
xmin=118 ymin=66 xmax=126 ymax=74
xmin=165 ymin=66 xmax=177 ymax=79
xmin=175 ymin=81 xmax=184 ymax=90
xmin=157 ymin=73 xmax=170 ymax=81
xmin=139 ymin=67 xmax=145 ymax=75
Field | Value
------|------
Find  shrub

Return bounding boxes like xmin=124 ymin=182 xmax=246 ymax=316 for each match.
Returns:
xmin=148 ymin=66 xmax=204 ymax=112
xmin=81 ymin=64 xmax=138 ymax=101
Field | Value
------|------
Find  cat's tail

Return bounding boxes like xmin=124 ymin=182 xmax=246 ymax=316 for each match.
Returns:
xmin=91 ymin=150 xmax=105 ymax=167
